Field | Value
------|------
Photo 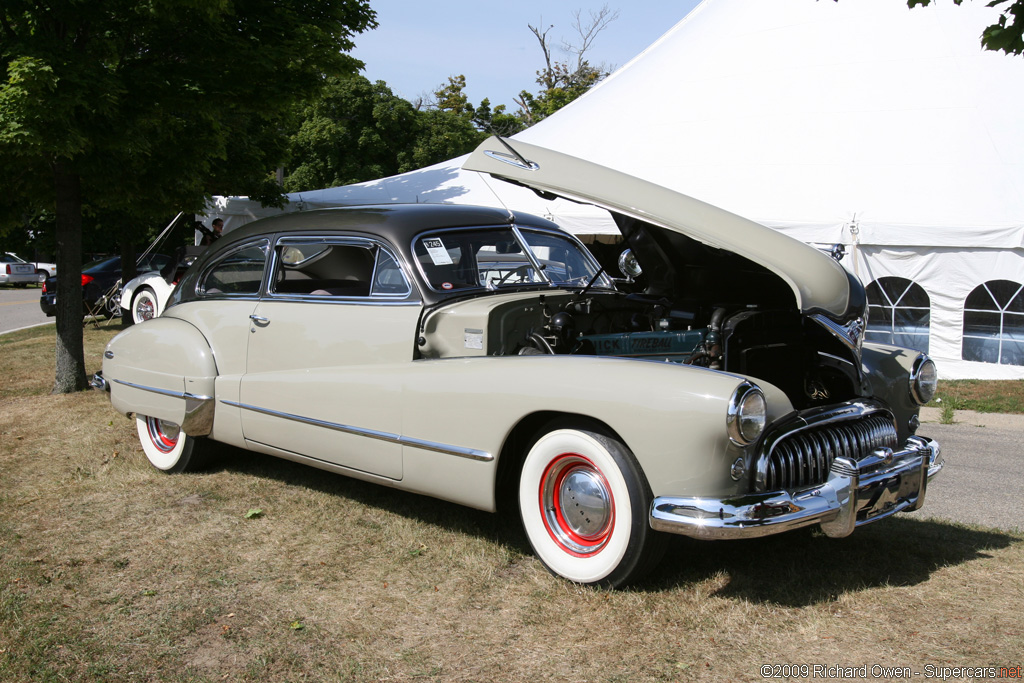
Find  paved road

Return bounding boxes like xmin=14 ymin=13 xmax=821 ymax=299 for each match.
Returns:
xmin=916 ymin=408 xmax=1023 ymax=533
xmin=0 ymin=284 xmax=51 ymax=334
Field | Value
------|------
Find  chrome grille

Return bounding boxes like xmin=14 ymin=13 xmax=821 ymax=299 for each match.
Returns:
xmin=761 ymin=414 xmax=898 ymax=491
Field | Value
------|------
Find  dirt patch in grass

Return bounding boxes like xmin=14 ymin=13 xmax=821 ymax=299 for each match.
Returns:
xmin=2 ymin=326 xmax=1022 ymax=681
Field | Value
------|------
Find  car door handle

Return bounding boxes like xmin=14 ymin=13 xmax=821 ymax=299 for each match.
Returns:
xmin=249 ymin=314 xmax=269 ymax=324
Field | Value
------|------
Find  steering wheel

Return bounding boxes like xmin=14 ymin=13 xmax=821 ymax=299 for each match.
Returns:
xmin=497 ymin=264 xmax=534 ymax=285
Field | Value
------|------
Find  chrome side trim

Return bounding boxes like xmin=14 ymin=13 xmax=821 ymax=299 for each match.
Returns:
xmin=111 ymin=379 xmax=215 ymax=436
xmin=650 ymin=435 xmax=942 ymax=540
xmin=223 ymin=400 xmax=493 ymax=462
xmin=811 ymin=313 xmax=864 ymax=353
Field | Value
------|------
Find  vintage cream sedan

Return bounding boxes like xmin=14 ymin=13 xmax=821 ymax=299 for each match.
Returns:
xmin=96 ymin=138 xmax=942 ymax=587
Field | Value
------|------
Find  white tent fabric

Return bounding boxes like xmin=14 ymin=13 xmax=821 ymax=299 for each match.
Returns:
xmin=209 ymin=0 xmax=1024 ymax=379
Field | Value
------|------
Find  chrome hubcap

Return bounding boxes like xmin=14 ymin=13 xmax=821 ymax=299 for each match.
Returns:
xmin=147 ymin=417 xmax=180 ymax=453
xmin=540 ymin=454 xmax=614 ymax=556
xmin=135 ymin=298 xmax=154 ymax=321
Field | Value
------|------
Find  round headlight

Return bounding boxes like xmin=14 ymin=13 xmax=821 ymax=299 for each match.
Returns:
xmin=728 ymin=383 xmax=767 ymax=446
xmin=910 ymin=356 xmax=938 ymax=405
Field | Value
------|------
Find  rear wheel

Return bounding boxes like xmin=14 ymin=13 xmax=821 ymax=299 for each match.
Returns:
xmin=518 ymin=423 xmax=665 ymax=587
xmin=136 ymin=415 xmax=211 ymax=473
xmin=131 ymin=288 xmax=158 ymax=324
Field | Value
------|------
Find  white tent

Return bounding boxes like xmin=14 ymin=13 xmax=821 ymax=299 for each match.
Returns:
xmin=211 ymin=0 xmax=1024 ymax=379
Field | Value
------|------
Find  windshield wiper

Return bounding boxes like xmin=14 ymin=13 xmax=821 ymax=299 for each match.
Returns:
xmin=572 ymin=265 xmax=608 ymax=301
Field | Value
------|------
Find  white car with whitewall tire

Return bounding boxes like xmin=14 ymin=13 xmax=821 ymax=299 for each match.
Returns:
xmin=120 ymin=271 xmax=175 ymax=324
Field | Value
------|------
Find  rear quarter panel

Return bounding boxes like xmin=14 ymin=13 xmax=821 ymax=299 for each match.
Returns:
xmin=103 ymin=317 xmax=217 ymax=428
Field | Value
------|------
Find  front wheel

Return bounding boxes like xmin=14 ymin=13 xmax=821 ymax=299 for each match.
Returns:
xmin=136 ymin=415 xmax=211 ymax=473
xmin=131 ymin=287 xmax=158 ymax=324
xmin=518 ymin=424 xmax=666 ymax=587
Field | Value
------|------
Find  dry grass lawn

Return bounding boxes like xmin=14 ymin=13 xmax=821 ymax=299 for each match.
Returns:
xmin=1 ymin=324 xmax=1022 ymax=682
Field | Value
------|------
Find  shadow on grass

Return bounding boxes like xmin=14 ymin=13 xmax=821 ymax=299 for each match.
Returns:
xmin=205 ymin=441 xmax=1019 ymax=605
xmin=207 ymin=441 xmax=533 ymax=552
xmin=648 ymin=518 xmax=1018 ymax=605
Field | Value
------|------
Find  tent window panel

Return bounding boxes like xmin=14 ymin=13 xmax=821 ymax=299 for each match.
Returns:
xmin=865 ymin=277 xmax=930 ymax=354
xmin=961 ymin=281 xmax=1024 ymax=366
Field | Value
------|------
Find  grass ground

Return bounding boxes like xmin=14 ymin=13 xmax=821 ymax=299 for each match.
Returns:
xmin=1 ymin=325 xmax=1022 ymax=682
xmin=929 ymin=380 xmax=1024 ymax=415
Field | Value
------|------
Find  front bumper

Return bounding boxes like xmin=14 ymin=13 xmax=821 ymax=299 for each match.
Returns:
xmin=650 ymin=435 xmax=942 ymax=539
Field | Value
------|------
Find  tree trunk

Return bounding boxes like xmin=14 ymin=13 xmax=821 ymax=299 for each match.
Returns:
xmin=51 ymin=159 xmax=88 ymax=394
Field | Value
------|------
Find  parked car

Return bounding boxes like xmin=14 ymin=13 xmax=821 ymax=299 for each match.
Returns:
xmin=6 ymin=252 xmax=57 ymax=280
xmin=1 ymin=253 xmax=41 ymax=287
xmin=120 ymin=247 xmax=205 ymax=324
xmin=95 ymin=138 xmax=942 ymax=587
xmin=40 ymin=253 xmax=170 ymax=318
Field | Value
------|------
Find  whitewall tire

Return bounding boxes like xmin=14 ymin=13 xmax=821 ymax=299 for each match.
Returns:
xmin=136 ymin=415 xmax=210 ymax=473
xmin=131 ymin=288 xmax=159 ymax=324
xmin=518 ymin=424 xmax=665 ymax=587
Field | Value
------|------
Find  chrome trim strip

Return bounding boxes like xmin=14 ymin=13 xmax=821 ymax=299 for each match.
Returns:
xmin=113 ymin=378 xmax=212 ymax=403
xmin=650 ymin=435 xmax=942 ymax=540
xmin=223 ymin=400 xmax=493 ymax=462
xmin=483 ymin=149 xmax=539 ymax=171
xmin=811 ymin=313 xmax=864 ymax=353
xmin=111 ymin=379 xmax=215 ymax=436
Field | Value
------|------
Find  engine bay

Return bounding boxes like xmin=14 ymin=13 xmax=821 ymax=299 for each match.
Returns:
xmin=417 ymin=290 xmax=865 ymax=411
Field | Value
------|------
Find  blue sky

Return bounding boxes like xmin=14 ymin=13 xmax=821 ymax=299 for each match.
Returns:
xmin=351 ymin=1 xmax=702 ymax=110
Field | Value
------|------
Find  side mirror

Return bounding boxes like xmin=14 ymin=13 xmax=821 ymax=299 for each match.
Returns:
xmin=617 ymin=249 xmax=642 ymax=280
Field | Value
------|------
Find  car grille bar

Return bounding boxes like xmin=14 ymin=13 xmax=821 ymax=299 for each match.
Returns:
xmin=761 ymin=414 xmax=898 ymax=491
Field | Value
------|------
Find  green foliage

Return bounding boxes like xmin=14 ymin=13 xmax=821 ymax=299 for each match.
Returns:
xmin=0 ymin=0 xmax=376 ymax=392
xmin=284 ymin=75 xmax=488 ymax=191
xmin=516 ymin=61 xmax=607 ymax=125
xmin=883 ymin=0 xmax=1024 ymax=55
xmin=285 ymin=76 xmax=419 ymax=191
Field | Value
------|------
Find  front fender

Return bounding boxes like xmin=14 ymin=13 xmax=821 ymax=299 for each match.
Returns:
xmin=861 ymin=342 xmax=923 ymax=442
xmin=399 ymin=355 xmax=786 ymax=505
xmin=102 ymin=317 xmax=217 ymax=434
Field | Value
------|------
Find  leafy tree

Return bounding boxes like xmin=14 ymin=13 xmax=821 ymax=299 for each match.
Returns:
xmin=286 ymin=76 xmax=420 ymax=191
xmin=286 ymin=75 xmax=487 ymax=191
xmin=0 ymin=0 xmax=375 ymax=392
xmin=908 ymin=0 xmax=1024 ymax=54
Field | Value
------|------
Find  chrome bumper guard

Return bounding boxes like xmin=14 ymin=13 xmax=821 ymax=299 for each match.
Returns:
xmin=90 ymin=371 xmax=110 ymax=393
xmin=650 ymin=435 xmax=942 ymax=540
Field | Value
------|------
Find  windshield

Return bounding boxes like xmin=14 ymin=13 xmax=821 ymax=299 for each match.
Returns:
xmin=413 ymin=227 xmax=610 ymax=293
xmin=2 ymin=253 xmax=26 ymax=264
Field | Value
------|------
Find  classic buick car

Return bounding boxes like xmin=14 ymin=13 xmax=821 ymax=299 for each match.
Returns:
xmin=96 ymin=137 xmax=942 ymax=587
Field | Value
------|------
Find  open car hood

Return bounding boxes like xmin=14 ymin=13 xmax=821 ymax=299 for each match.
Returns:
xmin=463 ymin=137 xmax=857 ymax=320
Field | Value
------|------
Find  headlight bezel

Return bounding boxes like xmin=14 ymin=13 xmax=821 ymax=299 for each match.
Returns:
xmin=727 ymin=382 xmax=767 ymax=446
xmin=910 ymin=355 xmax=938 ymax=406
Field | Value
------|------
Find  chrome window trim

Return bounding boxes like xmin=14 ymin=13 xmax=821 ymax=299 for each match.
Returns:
xmin=198 ymin=238 xmax=271 ymax=298
xmin=255 ymin=296 xmax=421 ymax=307
xmin=223 ymin=400 xmax=493 ymax=462
xmin=412 ymin=224 xmax=610 ymax=294
xmin=268 ymin=234 xmax=417 ymax=302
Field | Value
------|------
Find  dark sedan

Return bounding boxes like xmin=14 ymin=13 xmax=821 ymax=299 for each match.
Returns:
xmin=40 ymin=254 xmax=170 ymax=318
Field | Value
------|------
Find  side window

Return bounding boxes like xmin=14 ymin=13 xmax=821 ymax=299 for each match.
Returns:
xmin=370 ymin=248 xmax=412 ymax=296
xmin=865 ymin=277 xmax=930 ymax=354
xmin=962 ymin=280 xmax=1024 ymax=365
xmin=270 ymin=238 xmax=411 ymax=299
xmin=201 ymin=240 xmax=269 ymax=296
